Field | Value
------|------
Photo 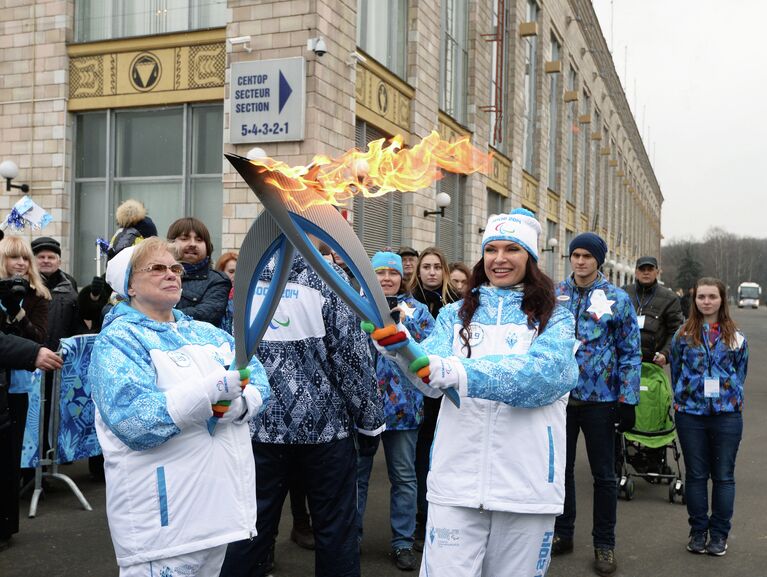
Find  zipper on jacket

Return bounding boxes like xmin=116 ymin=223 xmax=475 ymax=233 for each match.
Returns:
xmin=478 ymin=399 xmax=493 ymax=510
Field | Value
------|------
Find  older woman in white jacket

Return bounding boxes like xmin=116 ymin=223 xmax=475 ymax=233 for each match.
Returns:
xmin=375 ymin=209 xmax=578 ymax=577
xmin=90 ymin=237 xmax=270 ymax=577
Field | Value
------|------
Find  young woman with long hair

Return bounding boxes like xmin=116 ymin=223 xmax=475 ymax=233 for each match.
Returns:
xmin=375 ymin=209 xmax=578 ymax=575
xmin=407 ymin=247 xmax=460 ymax=318
xmin=0 ymin=236 xmax=50 ymax=343
xmin=670 ymin=277 xmax=748 ymax=557
xmin=406 ymin=246 xmax=461 ymax=546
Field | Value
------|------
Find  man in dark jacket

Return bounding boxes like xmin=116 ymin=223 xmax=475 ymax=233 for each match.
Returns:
xmin=0 ymin=333 xmax=61 ymax=551
xmin=167 ymin=217 xmax=230 ymax=327
xmin=31 ymin=237 xmax=89 ymax=468
xmin=32 ymin=237 xmax=88 ymax=351
xmin=622 ymin=256 xmax=684 ymax=366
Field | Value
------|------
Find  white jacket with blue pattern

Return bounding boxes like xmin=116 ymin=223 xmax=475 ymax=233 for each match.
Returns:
xmin=89 ymin=302 xmax=271 ymax=567
xmin=420 ymin=286 xmax=579 ymax=514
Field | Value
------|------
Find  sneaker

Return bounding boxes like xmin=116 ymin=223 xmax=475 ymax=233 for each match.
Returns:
xmin=290 ymin=518 xmax=315 ymax=550
xmin=593 ymin=548 xmax=617 ymax=576
xmin=393 ymin=547 xmax=417 ymax=571
xmin=686 ymin=532 xmax=707 ymax=554
xmin=707 ymin=537 xmax=728 ymax=556
xmin=551 ymin=535 xmax=574 ymax=556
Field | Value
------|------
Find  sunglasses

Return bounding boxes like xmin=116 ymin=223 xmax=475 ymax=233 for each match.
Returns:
xmin=135 ymin=263 xmax=185 ymax=277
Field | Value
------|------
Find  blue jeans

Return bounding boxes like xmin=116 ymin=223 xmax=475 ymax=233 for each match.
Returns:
xmin=675 ymin=411 xmax=743 ymax=540
xmin=357 ymin=429 xmax=418 ymax=550
xmin=555 ymin=402 xmax=618 ymax=549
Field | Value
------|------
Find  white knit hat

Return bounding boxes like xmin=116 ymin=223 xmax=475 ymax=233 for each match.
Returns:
xmin=105 ymin=245 xmax=136 ymax=298
xmin=481 ymin=208 xmax=542 ymax=261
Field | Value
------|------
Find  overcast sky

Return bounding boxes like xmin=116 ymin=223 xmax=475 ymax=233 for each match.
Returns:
xmin=591 ymin=1 xmax=767 ymax=243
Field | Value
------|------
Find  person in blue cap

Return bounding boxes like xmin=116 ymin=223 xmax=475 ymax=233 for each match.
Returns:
xmin=356 ymin=251 xmax=434 ymax=571
xmin=372 ymin=208 xmax=579 ymax=576
xmin=551 ymin=232 xmax=641 ymax=577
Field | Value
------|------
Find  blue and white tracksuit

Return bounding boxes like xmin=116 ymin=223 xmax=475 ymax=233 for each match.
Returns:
xmin=413 ymin=286 xmax=578 ymax=576
xmin=89 ymin=302 xmax=270 ymax=571
xmin=555 ymin=273 xmax=641 ymax=405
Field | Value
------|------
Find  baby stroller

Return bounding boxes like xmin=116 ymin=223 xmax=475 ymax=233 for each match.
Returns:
xmin=616 ymin=362 xmax=684 ymax=503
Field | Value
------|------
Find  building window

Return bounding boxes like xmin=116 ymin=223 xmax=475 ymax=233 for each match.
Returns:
xmin=546 ymin=36 xmax=561 ymax=192
xmin=486 ymin=189 xmax=507 ymax=219
xmin=488 ymin=0 xmax=510 ymax=151
xmin=353 ymin=121 xmax=403 ymax=254
xmin=75 ymin=0 xmax=228 ymax=43
xmin=589 ymin=110 xmax=600 ymax=225
xmin=564 ymin=66 xmax=577 ymax=204
xmin=73 ymin=104 xmax=223 ymax=284
xmin=357 ymin=0 xmax=409 ymax=78
xmin=578 ymin=90 xmax=590 ymax=213
xmin=436 ymin=172 xmax=466 ymax=263
xmin=544 ymin=219 xmax=558 ymax=279
xmin=564 ymin=228 xmax=574 ymax=258
xmin=521 ymin=0 xmax=539 ymax=175
xmin=440 ymin=0 xmax=469 ymax=123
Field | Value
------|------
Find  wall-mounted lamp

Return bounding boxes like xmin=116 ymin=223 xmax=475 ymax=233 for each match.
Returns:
xmin=540 ymin=237 xmax=559 ymax=253
xmin=0 ymin=160 xmax=29 ymax=192
xmin=228 ymin=35 xmax=252 ymax=53
xmin=424 ymin=192 xmax=451 ymax=217
xmin=246 ymin=147 xmax=267 ymax=160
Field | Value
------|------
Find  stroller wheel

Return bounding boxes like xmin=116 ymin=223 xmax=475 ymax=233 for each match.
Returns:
xmin=668 ymin=478 xmax=676 ymax=503
xmin=622 ymin=478 xmax=635 ymax=501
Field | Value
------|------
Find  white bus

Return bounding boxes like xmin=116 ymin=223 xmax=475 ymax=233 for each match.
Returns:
xmin=737 ymin=282 xmax=761 ymax=308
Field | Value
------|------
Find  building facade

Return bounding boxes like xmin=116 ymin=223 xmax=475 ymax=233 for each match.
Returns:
xmin=0 ymin=0 xmax=662 ymax=286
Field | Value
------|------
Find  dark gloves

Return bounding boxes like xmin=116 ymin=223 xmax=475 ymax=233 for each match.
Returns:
xmin=357 ymin=433 xmax=380 ymax=457
xmin=90 ymin=275 xmax=107 ymax=298
xmin=0 ymin=277 xmax=29 ymax=318
xmin=616 ymin=403 xmax=636 ymax=433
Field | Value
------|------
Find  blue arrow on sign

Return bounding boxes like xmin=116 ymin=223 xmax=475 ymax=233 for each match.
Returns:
xmin=278 ymin=71 xmax=292 ymax=113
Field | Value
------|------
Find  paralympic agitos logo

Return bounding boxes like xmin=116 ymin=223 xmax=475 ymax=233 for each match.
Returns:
xmin=269 ymin=317 xmax=290 ymax=330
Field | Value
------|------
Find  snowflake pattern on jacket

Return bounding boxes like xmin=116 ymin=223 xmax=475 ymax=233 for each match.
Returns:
xmin=670 ymin=325 xmax=748 ymax=415
xmin=252 ymin=254 xmax=383 ymax=444
xmin=421 ymin=286 xmax=579 ymax=407
xmin=375 ymin=294 xmax=434 ymax=430
xmin=89 ymin=302 xmax=270 ymax=451
xmin=555 ymin=273 xmax=641 ymax=405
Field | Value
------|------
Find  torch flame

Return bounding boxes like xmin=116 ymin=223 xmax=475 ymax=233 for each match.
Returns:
xmin=246 ymin=131 xmax=492 ymax=210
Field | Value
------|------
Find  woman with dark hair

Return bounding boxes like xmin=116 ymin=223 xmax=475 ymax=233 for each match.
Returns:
xmin=449 ymin=261 xmax=471 ymax=296
xmin=406 ymin=246 xmax=459 ymax=544
xmin=375 ymin=209 xmax=578 ymax=575
xmin=670 ymin=277 xmax=748 ymax=557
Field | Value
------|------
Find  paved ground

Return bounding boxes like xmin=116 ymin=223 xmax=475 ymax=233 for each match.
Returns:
xmin=1 ymin=308 xmax=765 ymax=576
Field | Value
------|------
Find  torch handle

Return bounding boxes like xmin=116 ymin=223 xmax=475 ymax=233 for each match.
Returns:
xmin=363 ymin=322 xmax=460 ymax=408
xmin=207 ymin=368 xmax=251 ymax=435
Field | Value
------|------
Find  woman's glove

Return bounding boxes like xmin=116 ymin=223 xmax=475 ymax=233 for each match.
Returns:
xmin=218 ymin=386 xmax=264 ymax=424
xmin=0 ymin=279 xmax=28 ymax=318
xmin=201 ymin=366 xmax=246 ymax=404
xmin=616 ymin=403 xmax=636 ymax=433
xmin=427 ymin=355 xmax=467 ymax=392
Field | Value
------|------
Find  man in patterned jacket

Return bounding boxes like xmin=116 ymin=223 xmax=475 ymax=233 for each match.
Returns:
xmin=552 ymin=233 xmax=641 ymax=577
xmin=221 ymin=252 xmax=384 ymax=577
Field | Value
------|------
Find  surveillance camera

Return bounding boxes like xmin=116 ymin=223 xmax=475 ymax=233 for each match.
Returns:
xmin=307 ymin=36 xmax=327 ymax=57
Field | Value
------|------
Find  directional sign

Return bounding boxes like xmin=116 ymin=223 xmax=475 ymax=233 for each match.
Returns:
xmin=230 ymin=57 xmax=305 ymax=144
